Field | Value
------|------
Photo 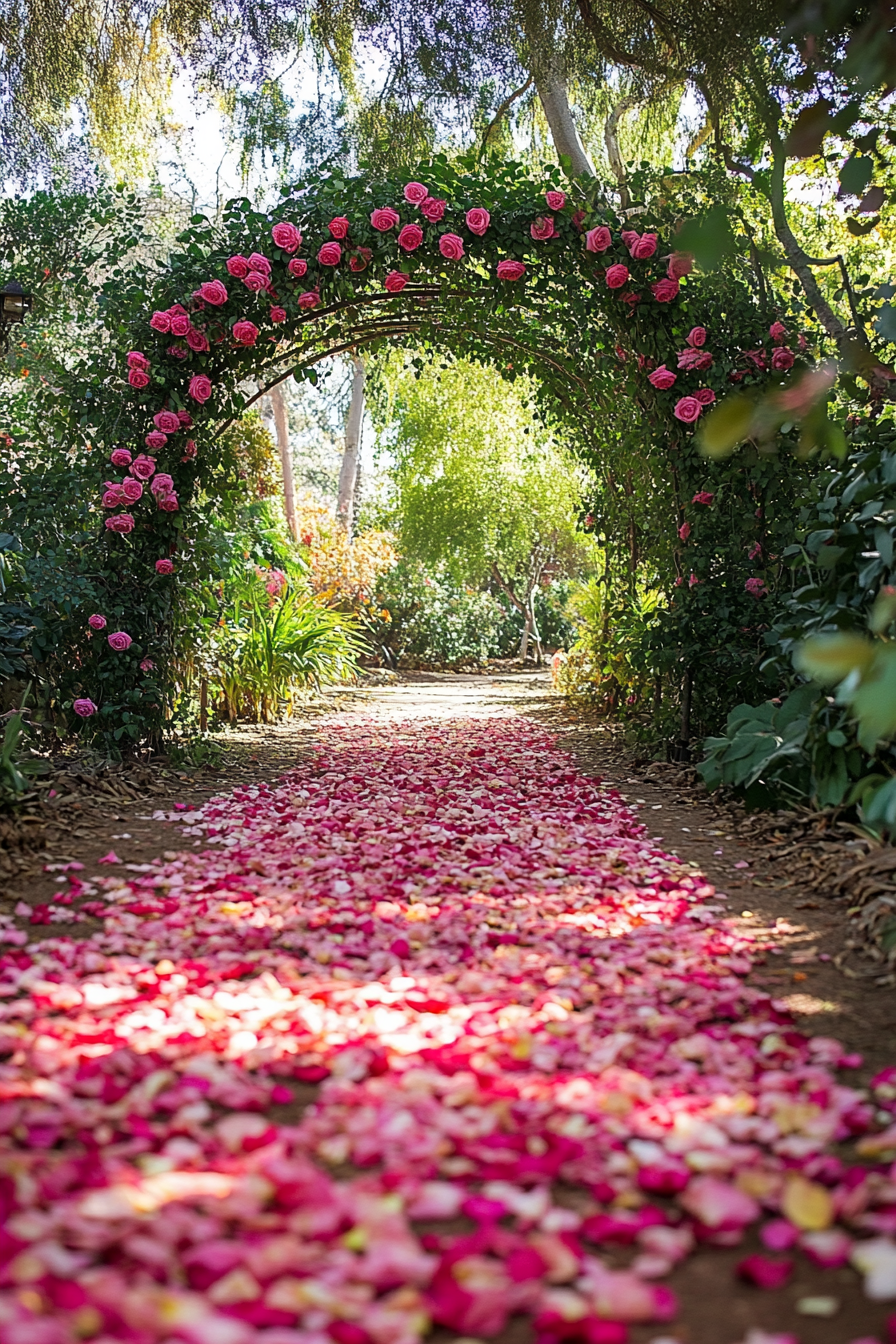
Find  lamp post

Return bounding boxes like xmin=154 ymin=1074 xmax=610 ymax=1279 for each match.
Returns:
xmin=0 ymin=279 xmax=33 ymax=355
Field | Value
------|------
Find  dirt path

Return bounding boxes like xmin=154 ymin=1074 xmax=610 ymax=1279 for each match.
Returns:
xmin=0 ymin=672 xmax=894 ymax=1344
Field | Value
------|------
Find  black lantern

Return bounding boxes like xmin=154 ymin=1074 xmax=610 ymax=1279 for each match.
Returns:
xmin=0 ymin=279 xmax=33 ymax=353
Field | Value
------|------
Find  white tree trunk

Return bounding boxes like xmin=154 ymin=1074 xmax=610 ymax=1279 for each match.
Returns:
xmin=269 ymin=382 xmax=297 ymax=541
xmin=534 ymin=70 xmax=595 ymax=178
xmin=337 ymin=356 xmax=366 ymax=532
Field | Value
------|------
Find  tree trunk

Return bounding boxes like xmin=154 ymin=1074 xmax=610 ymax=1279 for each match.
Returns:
xmin=519 ymin=610 xmax=532 ymax=662
xmin=528 ymin=588 xmax=543 ymax=665
xmin=534 ymin=69 xmax=595 ymax=178
xmin=604 ymin=96 xmax=637 ymax=208
xmin=337 ymin=355 xmax=366 ymax=532
xmin=268 ymin=382 xmax=297 ymax=541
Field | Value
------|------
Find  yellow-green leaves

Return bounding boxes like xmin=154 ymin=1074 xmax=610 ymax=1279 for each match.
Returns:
xmin=697 ymin=395 xmax=755 ymax=459
xmin=796 ymin=636 xmax=896 ymax=754
xmin=795 ymin=633 xmax=876 ymax=683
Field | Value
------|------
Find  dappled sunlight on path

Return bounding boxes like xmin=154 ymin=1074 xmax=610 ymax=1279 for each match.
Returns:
xmin=0 ymin=687 xmax=894 ymax=1343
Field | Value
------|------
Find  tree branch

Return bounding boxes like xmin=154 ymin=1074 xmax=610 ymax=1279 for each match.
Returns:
xmin=479 ymin=75 xmax=533 ymax=161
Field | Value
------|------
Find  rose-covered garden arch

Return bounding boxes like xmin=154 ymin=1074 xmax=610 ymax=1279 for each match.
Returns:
xmin=72 ymin=156 xmax=816 ymax=744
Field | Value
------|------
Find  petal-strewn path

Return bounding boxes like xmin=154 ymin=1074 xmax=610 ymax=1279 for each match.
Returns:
xmin=1 ymin=688 xmax=894 ymax=1344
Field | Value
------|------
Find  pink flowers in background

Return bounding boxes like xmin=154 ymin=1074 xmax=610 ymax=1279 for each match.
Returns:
xmin=648 ymin=365 xmax=677 ymax=390
xmin=298 ymin=290 xmax=321 ymax=309
xmin=128 ymin=366 xmax=149 ymax=388
xmin=328 ymin=216 xmax=349 ymax=239
xmin=155 ymin=557 xmax=174 ymax=574
xmin=674 ymin=396 xmax=702 ymax=424
xmin=678 ymin=347 xmax=713 ymax=371
xmin=139 ymin=658 xmax=156 ymax=672
xmin=770 ymin=320 xmax=788 ymax=344
xmin=398 ymin=223 xmax=424 ymax=251
xmin=771 ymin=346 xmax=795 ymax=371
xmin=287 ymin=257 xmax=308 ymax=278
xmin=150 ymin=473 xmax=175 ymax=501
xmin=544 ymin=190 xmax=566 ymax=210
xmin=748 ymin=541 xmax=762 ymax=560
xmin=130 ymin=454 xmax=156 ymax=480
xmin=72 ymin=697 xmax=96 ymax=717
xmin=232 ymin=320 xmax=259 ymax=346
xmin=530 ymin=215 xmax=556 ymax=241
xmin=271 ymin=221 xmax=302 ymax=252
xmin=439 ymin=233 xmax=465 ymax=260
xmin=185 ymin=326 xmax=208 ymax=353
xmin=226 ymin=255 xmax=250 ymax=278
xmin=385 ymin=271 xmax=410 ymax=292
xmin=153 ymin=410 xmax=180 ymax=434
xmin=107 ymin=631 xmax=132 ymax=651
xmin=144 ymin=430 xmax=167 ymax=450
xmin=196 ymin=279 xmax=228 ymax=306
xmin=348 ymin=248 xmax=372 ymax=273
xmin=679 ymin=522 xmax=691 ymax=541
xmin=605 ymin=263 xmax=630 ymax=289
xmin=403 ymin=181 xmax=429 ymax=204
xmin=421 ymin=196 xmax=447 ymax=222
xmin=370 ymin=206 xmax=400 ymax=231
xmin=585 ymin=226 xmax=612 ymax=252
xmin=497 ymin=260 xmax=526 ymax=281
xmin=667 ymin=250 xmax=693 ymax=279
xmin=695 ymin=388 xmax=716 ymax=405
xmin=188 ymin=374 xmax=212 ymax=403
xmin=686 ymin=326 xmax=707 ymax=348
xmin=625 ymin=231 xmax=658 ymax=259
xmin=745 ymin=577 xmax=768 ymax=597
xmin=121 ymin=477 xmax=143 ymax=503
xmin=87 ymin=614 xmax=107 ymax=631
xmin=104 ymin=512 xmax=134 ymax=533
xmin=270 ymin=305 xmax=287 ymax=323
xmin=465 ymin=207 xmax=490 ymax=235
xmin=318 ymin=241 xmax=342 ymax=266
xmin=110 ymin=448 xmax=132 ymax=468
xmin=652 ymin=278 xmax=679 ymax=303
xmin=688 ymin=570 xmax=700 ymax=587
xmin=692 ymin=490 xmax=715 ymax=504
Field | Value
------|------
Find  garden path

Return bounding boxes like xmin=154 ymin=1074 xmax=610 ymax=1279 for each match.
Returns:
xmin=0 ymin=677 xmax=893 ymax=1344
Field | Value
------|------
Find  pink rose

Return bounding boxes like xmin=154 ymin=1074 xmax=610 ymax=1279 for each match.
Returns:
xmin=158 ymin=493 xmax=179 ymax=512
xmin=130 ymin=455 xmax=156 ymax=480
xmin=648 ymin=365 xmax=676 ymax=390
xmin=145 ymin=431 xmax=167 ymax=449
xmin=226 ymin=255 xmax=250 ymax=277
xmin=269 ymin=305 xmax=287 ymax=323
xmin=652 ymin=277 xmax=680 ymax=302
xmin=605 ymin=263 xmax=630 ymax=289
xmin=197 ymin=279 xmax=228 ymax=306
xmin=688 ymin=571 xmax=700 ymax=588
xmin=107 ymin=631 xmax=132 ymax=652
xmin=297 ymin=290 xmax=321 ymax=309
xmin=398 ymin=223 xmax=424 ymax=252
xmin=104 ymin=513 xmax=134 ymax=534
xmin=139 ymin=658 xmax=155 ymax=672
xmin=439 ymin=233 xmax=464 ymax=261
xmin=167 ymin=345 xmax=188 ymax=359
xmin=769 ymin=321 xmax=787 ymax=344
xmin=155 ymin=558 xmax=174 ymax=575
xmin=73 ymin=698 xmax=96 ymax=718
xmin=233 ymin=320 xmax=259 ymax=346
xmin=686 ymin=326 xmax=707 ymax=348
xmin=403 ymin=182 xmax=429 ymax=204
xmin=631 ymin=232 xmax=658 ymax=259
xmin=128 ymin=368 xmax=150 ymax=389
xmin=465 ymin=207 xmax=490 ymax=235
xmin=153 ymin=410 xmax=181 ymax=434
xmin=572 ymin=209 xmax=586 ymax=231
xmin=271 ymin=222 xmax=302 ymax=253
xmin=771 ymin=346 xmax=795 ymax=371
xmin=169 ymin=313 xmax=190 ymax=337
xmin=674 ymin=396 xmax=702 ymax=423
xmin=745 ymin=577 xmax=767 ymax=598
xmin=744 ymin=349 xmax=767 ymax=370
xmin=150 ymin=473 xmax=174 ymax=498
xmin=384 ymin=271 xmax=410 ymax=293
xmin=370 ymin=206 xmax=400 ymax=231
xmin=678 ymin=522 xmax=691 ymax=541
xmin=121 ymin=478 xmax=143 ymax=503
xmin=667 ymin=251 xmax=693 ymax=279
xmin=127 ymin=351 xmax=149 ymax=369
xmin=694 ymin=388 xmax=716 ymax=405
xmin=186 ymin=327 xmax=209 ymax=353
xmin=243 ymin=272 xmax=267 ymax=292
xmin=421 ymin=197 xmax=446 ymax=222
xmin=692 ymin=491 xmax=715 ymax=505
xmin=798 ymin=333 xmax=808 ymax=351
xmin=678 ymin=348 xmax=713 ymax=371
xmin=496 ymin=260 xmax=526 ymax=281
xmin=318 ymin=241 xmax=342 ymax=266
xmin=585 ymin=226 xmax=612 ymax=252
xmin=247 ymin=253 xmax=272 ymax=275
xmin=102 ymin=486 xmax=125 ymax=508
xmin=88 ymin=614 xmax=107 ymax=631
xmin=530 ymin=215 xmax=556 ymax=241
xmin=621 ymin=229 xmax=639 ymax=250
xmin=545 ymin=190 xmax=566 ymax=211
xmin=288 ymin=258 xmax=308 ymax=279
xmin=748 ymin=541 xmax=762 ymax=561
xmin=188 ymin=374 xmax=212 ymax=404
xmin=621 ymin=291 xmax=642 ymax=306
xmin=149 ymin=311 xmax=171 ymax=333
xmin=328 ymin=217 xmax=350 ymax=240
xmin=349 ymin=248 xmax=372 ymax=272
xmin=182 ymin=440 xmax=197 ymax=459
xmin=177 ymin=410 xmax=192 ymax=428
xmin=110 ymin=448 xmax=132 ymax=468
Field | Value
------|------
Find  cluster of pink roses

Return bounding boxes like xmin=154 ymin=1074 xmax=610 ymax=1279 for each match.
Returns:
xmin=584 ymin=226 xmax=690 ymax=305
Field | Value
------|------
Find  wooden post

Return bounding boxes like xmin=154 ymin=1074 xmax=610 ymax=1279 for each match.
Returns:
xmin=269 ymin=382 xmax=298 ymax=541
